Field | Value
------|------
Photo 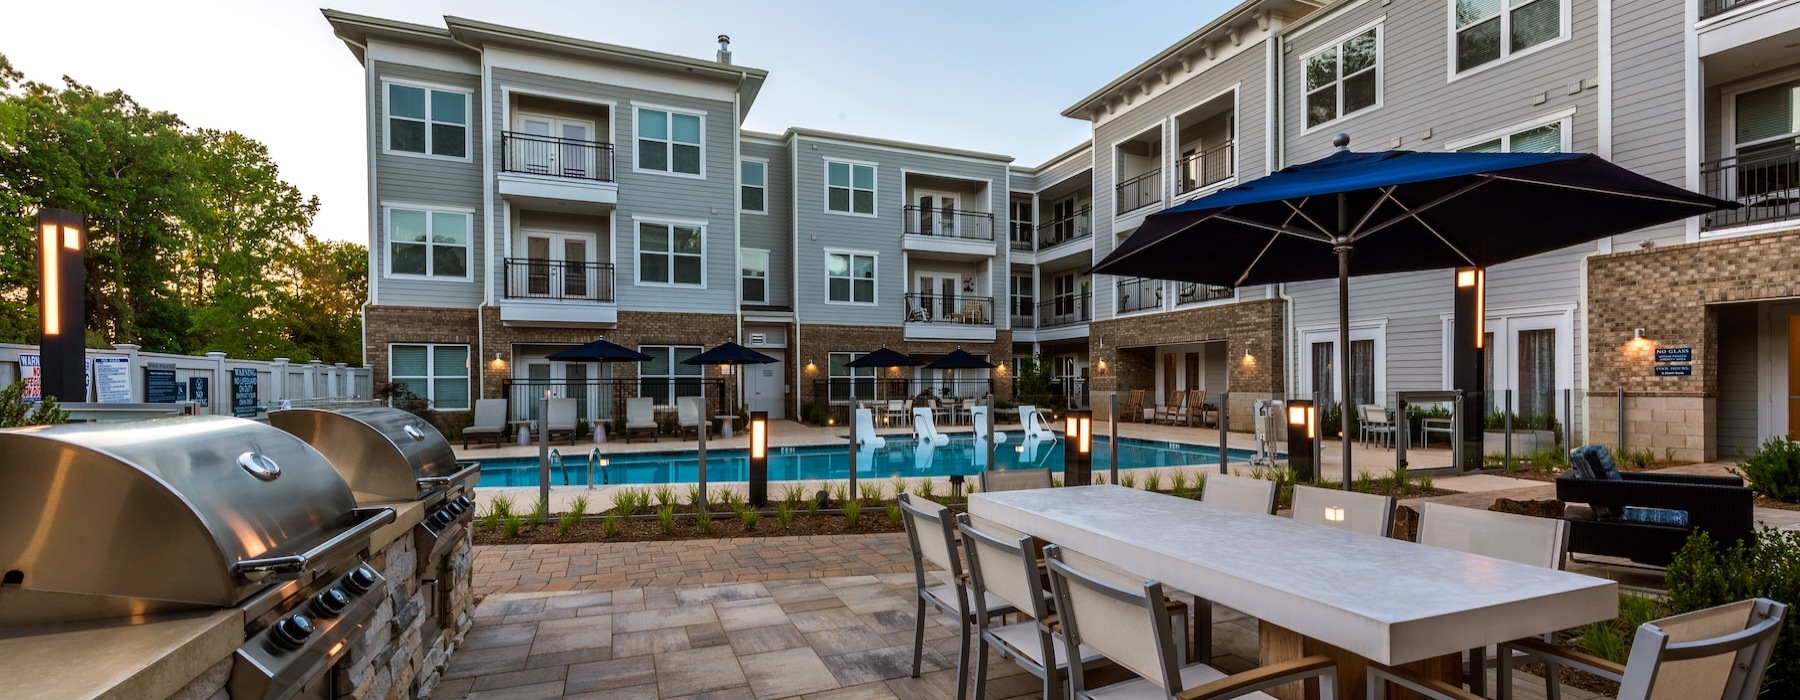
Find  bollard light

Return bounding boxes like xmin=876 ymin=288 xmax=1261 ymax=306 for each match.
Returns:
xmin=1063 ymin=410 xmax=1093 ymax=486
xmin=748 ymin=411 xmax=769 ymax=506
xmin=37 ymin=208 xmax=86 ymax=402
xmin=1286 ymin=400 xmax=1318 ymax=482
xmin=1456 ymin=267 xmax=1485 ymax=347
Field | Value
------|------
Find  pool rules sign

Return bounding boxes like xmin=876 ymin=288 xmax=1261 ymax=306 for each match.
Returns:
xmin=231 ymin=368 xmax=259 ymax=418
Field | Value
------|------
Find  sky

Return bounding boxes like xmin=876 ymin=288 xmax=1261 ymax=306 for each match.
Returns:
xmin=2 ymin=0 xmax=1238 ymax=245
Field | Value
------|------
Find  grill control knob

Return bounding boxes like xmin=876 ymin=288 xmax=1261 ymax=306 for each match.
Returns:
xmin=456 ymin=496 xmax=474 ymax=510
xmin=310 ymin=587 xmax=350 ymax=618
xmin=270 ymin=614 xmax=315 ymax=651
xmin=430 ymin=510 xmax=454 ymax=528
xmin=445 ymin=500 xmax=466 ymax=516
xmin=342 ymin=566 xmax=378 ymax=594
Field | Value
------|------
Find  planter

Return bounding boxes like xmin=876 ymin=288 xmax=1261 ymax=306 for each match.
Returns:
xmin=1484 ymin=429 xmax=1555 ymax=455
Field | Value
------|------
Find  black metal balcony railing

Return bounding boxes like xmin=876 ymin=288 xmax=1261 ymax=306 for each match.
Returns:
xmin=1176 ymin=282 xmax=1234 ymax=305
xmin=1702 ymin=146 xmax=1800 ymax=231
xmin=1116 ymin=277 xmax=1164 ymax=314
xmin=1700 ymin=0 xmax=1764 ymax=18
xmin=503 ymin=257 xmax=616 ymax=302
xmin=1037 ymin=294 xmax=1092 ymax=328
xmin=1116 ymin=168 xmax=1162 ymax=214
xmin=1036 ymin=206 xmax=1094 ymax=249
xmin=501 ymin=131 xmax=616 ymax=182
xmin=903 ymin=293 xmax=994 ymax=325
xmin=902 ymin=206 xmax=995 ymax=241
xmin=809 ymin=379 xmax=995 ymax=416
xmin=1009 ymin=221 xmax=1034 ymax=251
xmin=1175 ymin=140 xmax=1235 ymax=196
xmin=500 ymin=378 xmax=729 ymax=425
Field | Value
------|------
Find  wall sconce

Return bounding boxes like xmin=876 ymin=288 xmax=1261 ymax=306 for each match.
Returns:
xmin=748 ymin=411 xmax=769 ymax=505
xmin=1634 ymin=328 xmax=1646 ymax=340
xmin=38 ymin=207 xmax=86 ymax=402
xmin=718 ymin=363 xmax=733 ymax=375
xmin=1324 ymin=506 xmax=1345 ymax=523
xmin=995 ymin=362 xmax=1008 ymax=375
xmin=1456 ymin=267 xmax=1485 ymax=348
xmin=490 ymin=351 xmax=507 ymax=370
xmin=1241 ymin=343 xmax=1256 ymax=366
xmin=1096 ymin=359 xmax=1108 ymax=373
xmin=804 ymin=359 xmax=818 ymax=373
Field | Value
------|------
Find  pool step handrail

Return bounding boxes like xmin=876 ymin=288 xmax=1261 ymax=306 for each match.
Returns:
xmin=549 ymin=449 xmax=565 ymax=485
xmin=854 ymin=408 xmax=887 ymax=449
xmin=587 ymin=447 xmax=605 ymax=489
xmin=912 ymin=407 xmax=950 ymax=446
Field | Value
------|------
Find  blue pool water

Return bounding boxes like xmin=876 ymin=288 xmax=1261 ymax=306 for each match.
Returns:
xmin=475 ymin=435 xmax=1255 ymax=488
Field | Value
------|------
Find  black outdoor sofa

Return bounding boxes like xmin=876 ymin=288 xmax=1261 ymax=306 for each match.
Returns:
xmin=1556 ymin=445 xmax=1754 ymax=567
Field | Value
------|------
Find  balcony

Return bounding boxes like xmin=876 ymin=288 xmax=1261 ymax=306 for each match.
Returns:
xmin=1037 ymin=294 xmax=1092 ymax=328
xmin=1175 ymin=140 xmax=1235 ymax=197
xmin=901 ymin=206 xmax=996 ymax=256
xmin=1116 ymin=169 xmax=1162 ymax=215
xmin=1009 ymin=221 xmax=1034 ymax=252
xmin=496 ymin=131 xmax=618 ymax=209
xmin=1036 ymin=207 xmax=1094 ymax=251
xmin=903 ymin=293 xmax=996 ymax=342
xmin=1701 ymin=0 xmax=1767 ymax=18
xmin=1117 ymin=277 xmax=1163 ymax=314
xmin=1176 ymin=282 xmax=1234 ymax=305
xmin=1701 ymin=146 xmax=1800 ymax=232
xmin=499 ymin=257 xmax=617 ymax=326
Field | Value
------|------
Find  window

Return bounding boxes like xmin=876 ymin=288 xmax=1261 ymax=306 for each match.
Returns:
xmin=826 ymin=160 xmax=875 ymax=215
xmin=637 ymin=107 xmax=703 ymax=176
xmin=390 ymin=344 xmax=469 ymax=409
xmin=1310 ymin=342 xmax=1335 ymax=404
xmin=386 ymin=207 xmax=470 ymax=279
xmin=1455 ymin=119 xmax=1565 ymax=153
xmin=1304 ymin=26 xmax=1381 ymax=129
xmin=1455 ymin=0 xmax=1561 ymax=73
xmin=741 ymin=249 xmax=768 ymax=304
xmin=1010 ymin=273 xmax=1034 ymax=320
xmin=829 ymin=352 xmax=876 ymax=403
xmin=640 ymin=346 xmax=702 ymax=406
xmin=1518 ymin=329 xmax=1556 ymax=420
xmin=637 ymin=220 xmax=704 ymax=286
xmin=386 ymin=83 xmax=467 ymax=158
xmin=1300 ymin=325 xmax=1385 ymax=412
xmin=1733 ymin=78 xmax=1800 ymax=162
xmin=741 ymin=160 xmax=766 ymax=213
xmin=827 ymin=252 xmax=875 ymax=304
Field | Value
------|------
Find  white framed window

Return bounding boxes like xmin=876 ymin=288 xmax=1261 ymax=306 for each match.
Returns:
xmin=635 ymin=106 xmax=704 ymax=177
xmin=1297 ymin=322 xmax=1388 ymax=411
xmin=389 ymin=344 xmax=470 ymax=410
xmin=384 ymin=81 xmax=469 ymax=159
xmin=741 ymin=249 xmax=768 ymax=304
xmin=826 ymin=251 xmax=876 ymax=304
xmin=741 ymin=159 xmax=767 ymax=213
xmin=1447 ymin=110 xmax=1572 ymax=153
xmin=639 ymin=345 xmax=703 ymax=406
xmin=828 ymin=352 xmax=876 ymax=403
xmin=384 ymin=205 xmax=472 ymax=280
xmin=1302 ymin=23 xmax=1382 ymax=130
xmin=1452 ymin=0 xmax=1566 ymax=75
xmin=635 ymin=218 xmax=705 ymax=287
xmin=825 ymin=160 xmax=876 ymax=216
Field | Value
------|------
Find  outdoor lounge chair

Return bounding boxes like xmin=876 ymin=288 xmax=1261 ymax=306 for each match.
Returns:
xmin=977 ymin=468 xmax=1050 ymax=493
xmin=624 ymin=397 xmax=658 ymax=443
xmin=969 ymin=405 xmax=1007 ymax=448
xmin=854 ymin=407 xmax=886 ymax=449
xmin=898 ymin=494 xmax=1019 ymax=700
xmin=545 ymin=397 xmax=578 ymax=445
xmin=462 ymin=398 xmax=507 ymax=449
xmin=1182 ymin=389 xmax=1207 ymax=427
xmin=1122 ymin=389 xmax=1145 ymax=422
xmin=1199 ymin=472 xmax=1278 ymax=515
xmin=959 ymin=513 xmax=1110 ymax=700
xmin=1292 ymin=484 xmax=1394 ymax=537
xmin=1018 ymin=405 xmax=1055 ymax=442
xmin=676 ymin=396 xmax=708 ymax=440
xmin=1359 ymin=404 xmax=1397 ymax=449
xmin=912 ymin=407 xmax=950 ymax=446
xmin=1558 ymin=444 xmax=1753 ymax=567
xmin=885 ymin=399 xmax=910 ymax=427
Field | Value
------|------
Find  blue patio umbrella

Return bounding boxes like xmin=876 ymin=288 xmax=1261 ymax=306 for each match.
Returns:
xmin=682 ymin=342 xmax=779 ymax=367
xmin=924 ymin=348 xmax=996 ymax=370
xmin=545 ymin=337 xmax=653 ymax=362
xmin=1091 ymin=136 xmax=1735 ymax=483
xmin=843 ymin=347 xmax=923 ymax=368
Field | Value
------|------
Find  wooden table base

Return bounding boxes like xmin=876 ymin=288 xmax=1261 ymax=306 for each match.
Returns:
xmin=1259 ymin=621 xmax=1461 ymax=700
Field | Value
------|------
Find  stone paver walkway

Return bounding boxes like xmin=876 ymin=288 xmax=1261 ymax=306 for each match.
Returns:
xmin=474 ymin=534 xmax=914 ymax=597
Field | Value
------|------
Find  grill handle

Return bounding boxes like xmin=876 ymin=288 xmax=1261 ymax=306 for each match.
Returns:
xmin=416 ymin=462 xmax=481 ymax=491
xmin=233 ymin=507 xmax=398 ymax=583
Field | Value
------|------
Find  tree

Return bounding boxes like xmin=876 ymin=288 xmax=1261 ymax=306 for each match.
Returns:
xmin=276 ymin=235 xmax=367 ymax=365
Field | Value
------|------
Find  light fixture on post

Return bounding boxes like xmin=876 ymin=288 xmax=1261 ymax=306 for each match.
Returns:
xmin=748 ymin=411 xmax=769 ymax=506
xmin=37 ymin=208 xmax=85 ymax=403
xmin=1286 ymin=400 xmax=1318 ymax=482
xmin=1452 ymin=266 xmax=1487 ymax=473
xmin=1063 ymin=410 xmax=1093 ymax=486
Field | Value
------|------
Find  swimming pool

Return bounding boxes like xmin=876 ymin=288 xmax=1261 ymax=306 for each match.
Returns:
xmin=474 ymin=435 xmax=1256 ymax=488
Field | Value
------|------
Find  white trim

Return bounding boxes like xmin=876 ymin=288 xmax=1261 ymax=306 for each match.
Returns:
xmin=631 ymin=104 xmax=707 ymax=179
xmin=1718 ymin=68 xmax=1800 ymax=158
xmin=1698 ymin=218 xmax=1800 ymax=241
xmin=364 ymin=50 xmax=379 ymax=306
xmin=388 ymin=343 xmax=472 ymax=411
xmin=1597 ymin=0 xmax=1613 ymax=159
xmin=1283 ymin=0 xmax=1376 ymax=41
xmin=1296 ymin=319 xmax=1389 ymax=404
xmin=1298 ymin=18 xmax=1386 ymax=135
xmin=631 ymin=216 xmax=709 ymax=289
xmin=1441 ymin=108 xmax=1578 ymax=152
xmin=740 ymin=248 xmax=770 ymax=304
xmin=379 ymin=78 xmax=473 ymax=162
xmin=823 ymin=158 xmax=879 ymax=217
xmin=823 ymin=248 xmax=879 ymax=306
xmin=1437 ymin=305 xmax=1576 ymax=413
xmin=1445 ymin=0 xmax=1574 ymax=82
xmin=503 ymin=86 xmax=617 ymax=111
xmin=381 ymin=204 xmax=475 ymax=282
xmin=1684 ymin=0 xmax=1703 ymax=246
xmin=1168 ymin=82 xmax=1243 ymax=196
xmin=794 ymin=133 xmax=1010 ymax=166
xmin=740 ymin=157 xmax=769 ymax=215
xmin=1110 ymin=125 xmax=1167 ymax=223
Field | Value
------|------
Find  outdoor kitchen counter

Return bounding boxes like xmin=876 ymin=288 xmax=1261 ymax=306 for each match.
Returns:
xmin=0 ymin=608 xmax=239 ymax=700
xmin=369 ymin=499 xmax=427 ymax=551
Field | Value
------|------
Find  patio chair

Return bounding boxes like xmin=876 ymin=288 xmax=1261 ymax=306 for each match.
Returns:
xmin=1376 ymin=597 xmax=1787 ymax=700
xmin=978 ymin=468 xmax=1052 ymax=493
xmin=1291 ymin=484 xmax=1395 ymax=537
xmin=1044 ymin=544 xmax=1340 ymax=700
xmin=676 ymin=396 xmax=709 ymax=440
xmin=1416 ymin=501 xmax=1569 ymax=696
xmin=1182 ymin=389 xmax=1207 ymax=427
xmin=958 ymin=398 xmax=976 ymax=426
xmin=1122 ymin=389 xmax=1145 ymax=422
xmin=545 ymin=397 xmax=578 ymax=445
xmin=1359 ymin=404 xmax=1397 ymax=449
xmin=1420 ymin=416 xmax=1453 ymax=449
xmin=898 ymin=494 xmax=1019 ymax=700
xmin=1019 ymin=405 xmax=1056 ymax=441
xmin=959 ymin=513 xmax=1110 ymax=700
xmin=462 ymin=398 xmax=507 ymax=449
xmin=854 ymin=407 xmax=886 ymax=449
xmin=1199 ymin=472 xmax=1278 ymax=515
xmin=624 ymin=396 xmax=658 ymax=443
xmin=958 ymin=300 xmax=986 ymax=324
xmin=1153 ymin=392 xmax=1185 ymax=425
xmin=885 ymin=399 xmax=910 ymax=427
xmin=912 ymin=407 xmax=950 ymax=446
xmin=970 ymin=405 xmax=1008 ymax=447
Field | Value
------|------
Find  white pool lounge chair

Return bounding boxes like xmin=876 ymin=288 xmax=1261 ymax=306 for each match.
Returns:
xmin=463 ymin=398 xmax=507 ymax=449
xmin=854 ymin=408 xmax=887 ymax=449
xmin=913 ymin=407 xmax=950 ymax=446
xmin=1018 ymin=405 xmax=1055 ymax=442
xmin=545 ymin=398 xmax=578 ymax=445
xmin=970 ymin=405 xmax=1008 ymax=447
xmin=677 ymin=396 xmax=708 ymax=440
xmin=624 ymin=396 xmax=658 ymax=443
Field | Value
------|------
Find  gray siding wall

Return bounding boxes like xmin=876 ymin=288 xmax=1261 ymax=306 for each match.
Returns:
xmin=1009 ymin=170 xmax=1038 ymax=194
xmin=1033 ymin=145 xmax=1095 ymax=192
xmin=791 ymin=136 xmax=1011 ymax=328
xmin=1609 ymin=0 xmax=1689 ymax=247
xmin=489 ymin=66 xmax=739 ymax=315
xmin=372 ymin=60 xmax=486 ymax=309
xmin=741 ymin=139 xmax=792 ymax=307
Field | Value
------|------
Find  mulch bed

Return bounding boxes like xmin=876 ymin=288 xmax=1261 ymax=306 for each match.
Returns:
xmin=1755 ymin=495 xmax=1800 ymax=512
xmin=1516 ymin=660 xmax=1620 ymax=697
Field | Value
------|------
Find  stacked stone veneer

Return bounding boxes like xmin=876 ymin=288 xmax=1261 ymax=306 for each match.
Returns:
xmin=1088 ymin=298 xmax=1285 ymax=430
xmin=335 ymin=527 xmax=475 ymax=700
xmin=1586 ymin=228 xmax=1800 ymax=461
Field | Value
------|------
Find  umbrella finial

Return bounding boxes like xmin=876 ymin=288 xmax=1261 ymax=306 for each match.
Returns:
xmin=1333 ymin=132 xmax=1351 ymax=151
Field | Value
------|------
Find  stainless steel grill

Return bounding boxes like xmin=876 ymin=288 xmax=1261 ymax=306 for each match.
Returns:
xmin=0 ymin=416 xmax=396 ymax=700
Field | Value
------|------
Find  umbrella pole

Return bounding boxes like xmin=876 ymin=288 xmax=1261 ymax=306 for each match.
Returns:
xmin=1337 ymin=193 xmax=1354 ymax=491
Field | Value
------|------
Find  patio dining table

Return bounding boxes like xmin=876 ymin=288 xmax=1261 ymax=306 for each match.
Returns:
xmin=968 ymin=486 xmax=1618 ymax=700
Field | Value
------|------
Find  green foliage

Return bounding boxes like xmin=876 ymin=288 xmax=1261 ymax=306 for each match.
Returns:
xmin=1144 ymin=470 xmax=1163 ymax=492
xmin=657 ymin=504 xmax=677 ymax=534
xmin=891 ymin=476 xmax=907 ymax=502
xmin=500 ymin=513 xmax=523 ymax=538
xmin=526 ymin=498 xmax=548 ymax=526
xmin=843 ymin=499 xmax=862 ymax=529
xmin=1418 ymin=473 xmax=1434 ymax=491
xmin=0 ymin=381 xmax=68 ymax=427
xmin=1576 ymin=620 xmax=1627 ymax=664
xmin=800 ymin=401 xmax=827 ymax=425
xmin=859 ymin=482 xmax=882 ymax=504
xmin=885 ymin=501 xmax=902 ymax=525
xmin=1119 ymin=472 xmax=1137 ymax=489
xmin=1666 ymin=529 xmax=1800 ymax=695
xmin=601 ymin=513 xmax=620 ymax=537
xmin=1013 ymin=354 xmax=1053 ymax=407
xmin=828 ymin=481 xmax=848 ymax=505
xmin=776 ymin=500 xmax=797 ymax=526
xmin=738 ymin=507 xmax=758 ymax=531
xmin=805 ymin=490 xmax=822 ymax=516
xmin=556 ymin=495 xmax=588 ymax=533
xmin=653 ymin=485 xmax=677 ymax=508
xmin=1733 ymin=435 xmax=1800 ymax=502
xmin=1614 ymin=445 xmax=1657 ymax=470
xmin=912 ymin=478 xmax=937 ymax=501
xmin=613 ymin=488 xmax=647 ymax=516
xmin=694 ymin=513 xmax=712 ymax=534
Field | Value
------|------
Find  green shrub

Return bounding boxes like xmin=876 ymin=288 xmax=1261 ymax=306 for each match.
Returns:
xmin=1144 ymin=470 xmax=1163 ymax=492
xmin=601 ymin=512 xmax=620 ymax=537
xmin=1733 ymin=436 xmax=1800 ymax=503
xmin=776 ymin=500 xmax=797 ymax=526
xmin=500 ymin=512 xmax=523 ymax=538
xmin=859 ymin=483 xmax=882 ymax=504
xmin=781 ymin=482 xmax=806 ymax=505
xmin=885 ymin=501 xmax=902 ymax=524
xmin=1666 ymin=529 xmax=1800 ymax=695
xmin=694 ymin=513 xmax=713 ymax=534
xmin=912 ymin=478 xmax=937 ymax=501
xmin=0 ymin=381 xmax=69 ymax=427
xmin=654 ymin=485 xmax=677 ymax=508
xmin=1576 ymin=619 xmax=1627 ymax=664
xmin=843 ymin=499 xmax=862 ymax=529
xmin=829 ymin=481 xmax=848 ymax=505
xmin=738 ymin=508 xmax=758 ymax=531
xmin=1119 ymin=472 xmax=1137 ymax=489
xmin=657 ymin=504 xmax=677 ymax=534
xmin=526 ymin=498 xmax=548 ymax=525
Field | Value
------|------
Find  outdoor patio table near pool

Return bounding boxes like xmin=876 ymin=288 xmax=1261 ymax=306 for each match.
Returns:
xmin=967 ymin=485 xmax=1618 ymax=700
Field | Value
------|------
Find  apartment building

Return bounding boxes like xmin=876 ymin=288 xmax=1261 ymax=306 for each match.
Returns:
xmin=330 ymin=0 xmax=1800 ymax=457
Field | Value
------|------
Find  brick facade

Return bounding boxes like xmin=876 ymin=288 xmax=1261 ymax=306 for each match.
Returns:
xmin=794 ymin=324 xmax=1014 ymax=419
xmin=1586 ymin=228 xmax=1800 ymax=460
xmin=1088 ymin=298 xmax=1286 ymax=430
xmin=364 ymin=305 xmax=482 ymax=389
xmin=475 ymin=307 xmax=739 ymax=400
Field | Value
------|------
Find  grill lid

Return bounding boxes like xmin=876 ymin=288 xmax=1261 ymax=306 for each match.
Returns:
xmin=268 ymin=407 xmax=461 ymax=502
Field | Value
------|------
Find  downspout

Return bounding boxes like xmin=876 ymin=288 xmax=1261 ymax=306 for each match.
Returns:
xmin=340 ymin=32 xmax=376 ymax=371
xmin=451 ymin=33 xmax=494 ymax=398
xmin=1272 ymin=26 xmax=1288 ymax=169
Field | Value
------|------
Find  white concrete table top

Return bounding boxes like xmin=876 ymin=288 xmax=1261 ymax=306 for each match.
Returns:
xmin=968 ymin=485 xmax=1618 ymax=665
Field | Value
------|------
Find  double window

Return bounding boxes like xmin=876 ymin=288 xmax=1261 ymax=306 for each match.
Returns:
xmin=741 ymin=159 xmax=767 ymax=213
xmin=639 ymin=345 xmax=703 ymax=406
xmin=826 ymin=252 xmax=876 ymax=304
xmin=385 ymin=82 xmax=468 ymax=158
xmin=1304 ymin=26 xmax=1381 ymax=129
xmin=637 ymin=107 xmax=703 ymax=176
xmin=1454 ymin=0 xmax=1562 ymax=73
xmin=386 ymin=206 xmax=470 ymax=279
xmin=826 ymin=160 xmax=876 ymax=215
xmin=389 ymin=344 xmax=469 ymax=410
xmin=637 ymin=220 xmax=704 ymax=286
xmin=828 ymin=352 xmax=876 ymax=403
xmin=1455 ymin=120 xmax=1565 ymax=154
xmin=741 ymin=249 xmax=768 ymax=304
